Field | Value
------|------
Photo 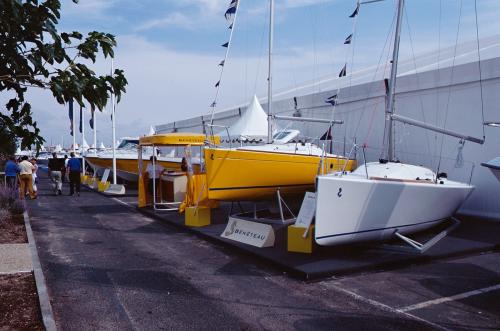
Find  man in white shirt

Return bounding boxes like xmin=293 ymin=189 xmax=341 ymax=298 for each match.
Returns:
xmin=145 ymin=156 xmax=165 ymax=199
xmin=18 ymin=156 xmax=36 ymax=199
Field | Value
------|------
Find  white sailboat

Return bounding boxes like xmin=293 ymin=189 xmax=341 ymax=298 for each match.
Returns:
xmin=314 ymin=0 xmax=484 ymax=247
xmin=482 ymin=157 xmax=500 ymax=182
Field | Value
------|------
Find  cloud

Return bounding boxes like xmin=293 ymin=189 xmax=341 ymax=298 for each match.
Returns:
xmin=136 ymin=12 xmax=194 ymax=31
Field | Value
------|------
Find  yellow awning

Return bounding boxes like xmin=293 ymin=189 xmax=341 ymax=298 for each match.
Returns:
xmin=139 ymin=133 xmax=220 ymax=146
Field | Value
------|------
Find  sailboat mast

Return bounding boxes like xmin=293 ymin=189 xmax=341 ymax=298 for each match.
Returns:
xmin=385 ymin=0 xmax=405 ymax=161
xmin=267 ymin=0 xmax=275 ymax=144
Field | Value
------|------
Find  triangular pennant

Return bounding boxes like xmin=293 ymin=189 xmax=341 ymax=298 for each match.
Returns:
xmin=320 ymin=125 xmax=333 ymax=140
xmin=222 ymin=42 xmax=229 ymax=48
xmin=215 ymin=81 xmax=220 ymax=87
xmin=228 ymin=23 xmax=233 ymax=30
xmin=349 ymin=3 xmax=359 ymax=18
xmin=325 ymin=94 xmax=338 ymax=106
xmin=338 ymin=64 xmax=347 ymax=77
xmin=210 ymin=101 xmax=217 ymax=107
xmin=344 ymin=34 xmax=352 ymax=45
xmin=219 ymin=60 xmax=225 ymax=67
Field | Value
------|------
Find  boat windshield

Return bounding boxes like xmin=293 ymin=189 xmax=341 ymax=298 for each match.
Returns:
xmin=117 ymin=140 xmax=139 ymax=150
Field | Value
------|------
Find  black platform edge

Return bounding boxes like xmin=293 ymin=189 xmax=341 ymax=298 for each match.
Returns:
xmin=136 ymin=207 xmax=309 ymax=280
xmin=136 ymin=207 xmax=500 ymax=281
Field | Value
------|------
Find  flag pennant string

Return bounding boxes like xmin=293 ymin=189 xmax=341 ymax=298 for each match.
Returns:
xmin=209 ymin=0 xmax=241 ymax=126
xmin=225 ymin=0 xmax=238 ymax=22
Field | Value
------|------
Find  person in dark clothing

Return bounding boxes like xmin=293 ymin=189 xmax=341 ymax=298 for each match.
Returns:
xmin=66 ymin=152 xmax=81 ymax=196
xmin=61 ymin=154 xmax=68 ymax=182
xmin=48 ymin=153 xmax=64 ymax=195
xmin=4 ymin=156 xmax=19 ymax=189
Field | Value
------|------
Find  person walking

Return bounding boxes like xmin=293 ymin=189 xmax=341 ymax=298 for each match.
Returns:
xmin=4 ymin=156 xmax=19 ymax=189
xmin=18 ymin=156 xmax=36 ymax=200
xmin=48 ymin=153 xmax=63 ymax=195
xmin=62 ymin=154 xmax=68 ymax=183
xmin=67 ymin=152 xmax=81 ymax=196
xmin=30 ymin=158 xmax=38 ymax=194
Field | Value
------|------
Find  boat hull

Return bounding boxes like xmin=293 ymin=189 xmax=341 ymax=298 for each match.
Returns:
xmin=204 ymin=147 xmax=356 ymax=201
xmin=315 ymin=175 xmax=474 ymax=246
xmin=85 ymin=156 xmax=187 ymax=182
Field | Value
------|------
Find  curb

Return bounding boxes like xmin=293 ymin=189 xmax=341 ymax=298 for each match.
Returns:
xmin=23 ymin=211 xmax=57 ymax=331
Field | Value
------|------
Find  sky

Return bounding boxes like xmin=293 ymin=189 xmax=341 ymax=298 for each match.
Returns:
xmin=10 ymin=0 xmax=500 ymax=148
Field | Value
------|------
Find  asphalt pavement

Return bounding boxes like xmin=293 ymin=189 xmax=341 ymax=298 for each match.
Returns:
xmin=26 ymin=176 xmax=500 ymax=330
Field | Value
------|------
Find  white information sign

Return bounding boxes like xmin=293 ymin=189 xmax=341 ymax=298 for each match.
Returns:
xmin=221 ymin=217 xmax=275 ymax=248
xmin=294 ymin=192 xmax=316 ymax=229
xmin=101 ymin=169 xmax=110 ymax=184
xmin=104 ymin=184 xmax=126 ymax=195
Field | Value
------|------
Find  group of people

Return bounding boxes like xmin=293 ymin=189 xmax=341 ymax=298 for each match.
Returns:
xmin=4 ymin=155 xmax=39 ymax=200
xmin=47 ymin=153 xmax=82 ymax=196
xmin=3 ymin=152 xmax=82 ymax=199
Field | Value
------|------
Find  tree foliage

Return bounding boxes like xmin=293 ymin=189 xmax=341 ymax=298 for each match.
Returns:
xmin=0 ymin=0 xmax=128 ymax=151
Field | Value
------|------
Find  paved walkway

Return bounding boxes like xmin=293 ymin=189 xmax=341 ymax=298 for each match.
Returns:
xmin=0 ymin=244 xmax=32 ymax=274
xmin=26 ymin=176 xmax=500 ymax=330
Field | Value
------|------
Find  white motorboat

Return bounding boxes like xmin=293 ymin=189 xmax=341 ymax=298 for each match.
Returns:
xmin=314 ymin=0 xmax=484 ymax=247
xmin=481 ymin=157 xmax=500 ymax=181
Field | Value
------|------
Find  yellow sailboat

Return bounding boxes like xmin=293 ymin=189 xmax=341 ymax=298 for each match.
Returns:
xmin=204 ymin=144 xmax=356 ymax=201
xmin=199 ymin=0 xmax=355 ymax=202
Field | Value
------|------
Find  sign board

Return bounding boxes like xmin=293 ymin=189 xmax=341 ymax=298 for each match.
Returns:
xmin=221 ymin=217 xmax=275 ymax=248
xmin=294 ymin=192 xmax=316 ymax=229
xmin=104 ymin=184 xmax=126 ymax=195
xmin=101 ymin=169 xmax=110 ymax=184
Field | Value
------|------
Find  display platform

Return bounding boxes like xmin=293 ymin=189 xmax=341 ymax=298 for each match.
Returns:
xmin=138 ymin=204 xmax=500 ymax=280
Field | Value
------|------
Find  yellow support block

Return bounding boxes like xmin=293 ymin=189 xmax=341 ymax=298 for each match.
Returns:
xmin=185 ymin=206 xmax=211 ymax=227
xmin=86 ymin=177 xmax=94 ymax=186
xmin=81 ymin=175 xmax=88 ymax=184
xmin=287 ymin=225 xmax=315 ymax=254
xmin=98 ymin=181 xmax=110 ymax=192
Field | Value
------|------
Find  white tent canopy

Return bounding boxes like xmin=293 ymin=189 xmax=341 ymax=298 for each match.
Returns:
xmin=82 ymin=138 xmax=90 ymax=150
xmin=218 ymin=95 xmax=268 ymax=141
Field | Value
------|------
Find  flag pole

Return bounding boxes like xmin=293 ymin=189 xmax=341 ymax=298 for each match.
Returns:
xmin=72 ymin=105 xmax=76 ymax=154
xmin=93 ymin=110 xmax=97 ymax=156
xmin=81 ymin=105 xmax=86 ymax=175
xmin=111 ymin=58 xmax=117 ymax=185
